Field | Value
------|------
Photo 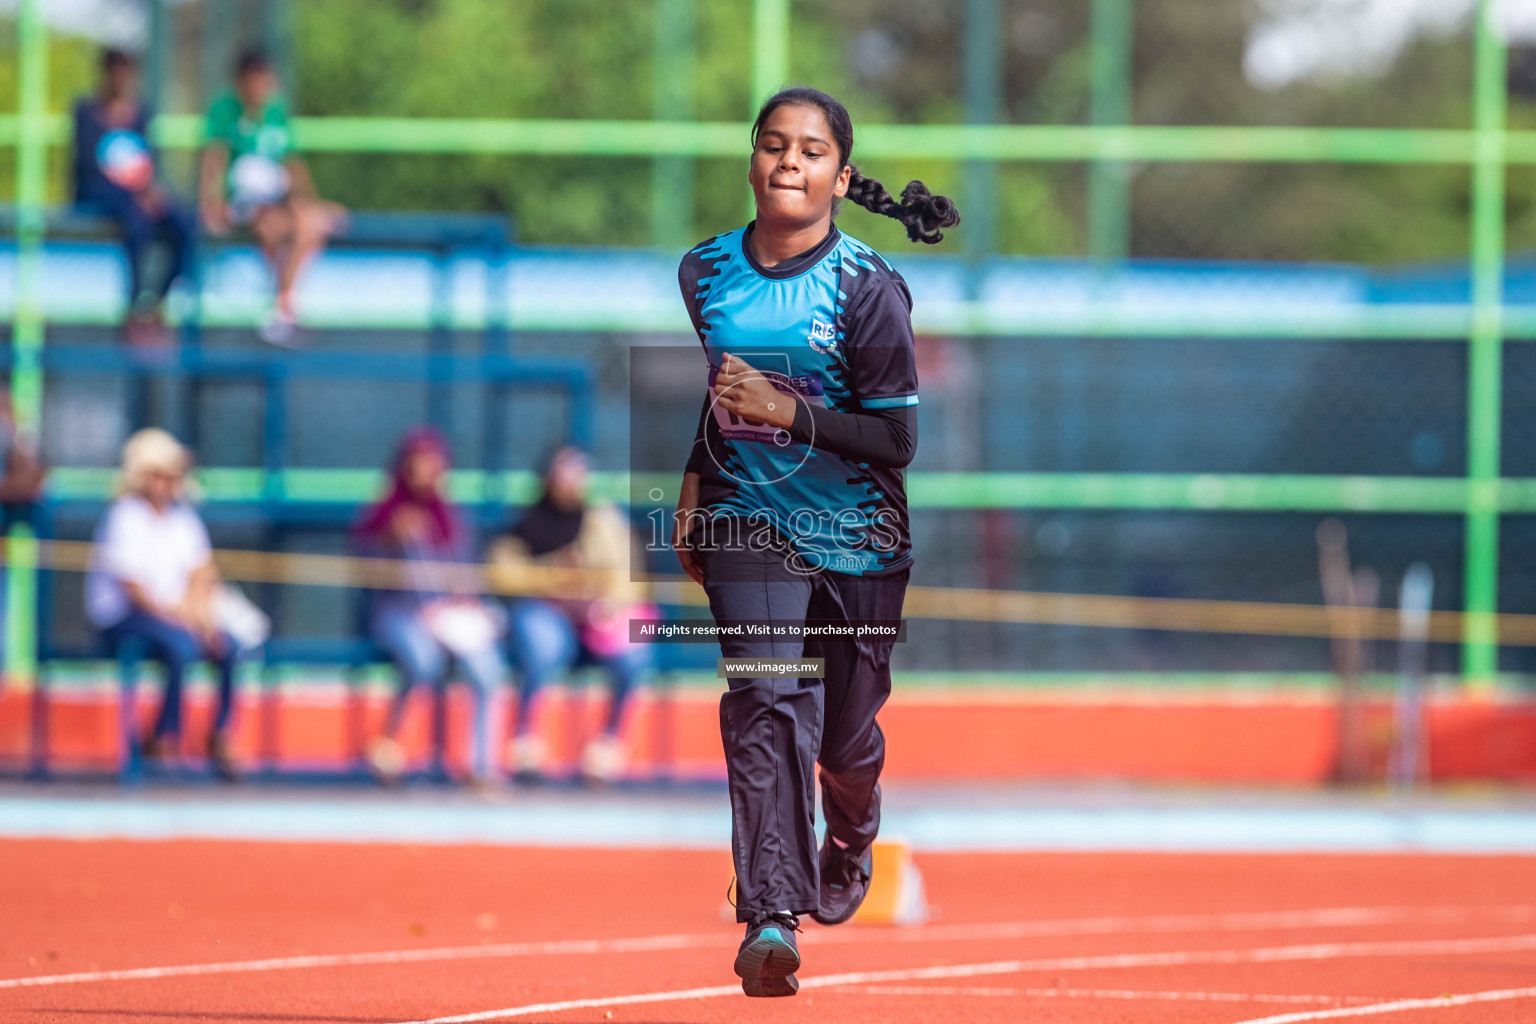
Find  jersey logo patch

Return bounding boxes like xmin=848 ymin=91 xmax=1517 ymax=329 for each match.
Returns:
xmin=808 ymin=318 xmax=838 ymax=353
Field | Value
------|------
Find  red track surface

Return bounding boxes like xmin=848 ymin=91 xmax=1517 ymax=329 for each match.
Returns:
xmin=5 ymin=840 xmax=1536 ymax=1023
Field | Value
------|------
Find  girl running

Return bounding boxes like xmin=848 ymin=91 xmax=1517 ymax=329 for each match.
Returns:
xmin=672 ymin=87 xmax=959 ymax=997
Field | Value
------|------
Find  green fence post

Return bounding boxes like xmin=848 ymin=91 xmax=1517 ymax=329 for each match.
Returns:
xmin=146 ymin=0 xmax=168 ymax=117
xmin=1463 ymin=0 xmax=1508 ymax=687
xmin=8 ymin=0 xmax=47 ymax=684
xmin=200 ymin=0 xmax=236 ymax=109
xmin=652 ymin=0 xmax=696 ymax=251
xmin=747 ymin=0 xmax=789 ymax=220
xmin=265 ymin=0 xmax=295 ymax=109
xmin=750 ymin=0 xmax=789 ymax=110
xmin=1089 ymin=0 xmax=1132 ymax=260
xmin=962 ymin=0 xmax=1002 ymax=260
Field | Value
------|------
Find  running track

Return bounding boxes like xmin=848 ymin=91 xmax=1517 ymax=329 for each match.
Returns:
xmin=5 ymin=840 xmax=1536 ymax=1023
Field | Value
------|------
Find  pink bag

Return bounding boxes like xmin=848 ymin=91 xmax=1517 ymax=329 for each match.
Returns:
xmin=580 ymin=601 xmax=658 ymax=658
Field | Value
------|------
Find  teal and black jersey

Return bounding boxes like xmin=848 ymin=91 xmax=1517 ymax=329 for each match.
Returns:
xmin=678 ymin=222 xmax=918 ymax=576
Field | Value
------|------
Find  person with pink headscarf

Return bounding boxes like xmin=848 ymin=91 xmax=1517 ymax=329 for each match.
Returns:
xmin=354 ymin=428 xmax=506 ymax=784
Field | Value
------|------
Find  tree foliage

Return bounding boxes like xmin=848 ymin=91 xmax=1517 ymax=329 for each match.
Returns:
xmin=6 ymin=0 xmax=1534 ymax=260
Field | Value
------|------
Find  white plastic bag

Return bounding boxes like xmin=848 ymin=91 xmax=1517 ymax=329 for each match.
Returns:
xmin=423 ymin=600 xmax=504 ymax=659
xmin=215 ymin=583 xmax=271 ymax=652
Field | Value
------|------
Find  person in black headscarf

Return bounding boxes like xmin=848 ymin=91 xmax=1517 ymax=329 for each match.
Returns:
xmin=489 ymin=447 xmax=656 ymax=782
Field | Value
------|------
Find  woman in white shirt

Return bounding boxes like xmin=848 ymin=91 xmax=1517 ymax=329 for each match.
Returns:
xmin=85 ymin=428 xmax=239 ymax=778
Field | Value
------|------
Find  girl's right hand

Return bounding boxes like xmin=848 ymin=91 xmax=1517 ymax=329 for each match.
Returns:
xmin=673 ymin=472 xmax=705 ymax=586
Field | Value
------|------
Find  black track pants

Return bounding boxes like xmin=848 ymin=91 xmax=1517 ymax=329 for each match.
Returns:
xmin=699 ymin=528 xmax=908 ymax=922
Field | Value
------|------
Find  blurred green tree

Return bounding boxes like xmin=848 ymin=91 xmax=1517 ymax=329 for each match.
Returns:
xmin=0 ymin=0 xmax=1531 ymax=259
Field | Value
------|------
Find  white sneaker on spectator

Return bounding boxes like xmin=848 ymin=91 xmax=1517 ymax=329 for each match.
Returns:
xmin=507 ymin=734 xmax=547 ymax=780
xmin=258 ymin=305 xmax=301 ymax=348
xmin=580 ymin=734 xmax=626 ymax=784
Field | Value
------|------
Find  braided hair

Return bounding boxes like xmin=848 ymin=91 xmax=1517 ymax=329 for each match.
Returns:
xmin=751 ymin=87 xmax=962 ymax=245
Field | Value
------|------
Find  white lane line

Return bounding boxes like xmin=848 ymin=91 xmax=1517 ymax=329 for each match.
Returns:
xmin=836 ymin=985 xmax=1376 ymax=1005
xmin=0 ymin=934 xmax=719 ymax=990
xmin=1230 ymin=986 xmax=1536 ymax=1023
xmin=7 ymin=903 xmax=1517 ymax=991
xmin=386 ymin=964 xmax=1046 ymax=1024
xmin=383 ymin=932 xmax=1536 ymax=1024
xmin=386 ymin=983 xmax=748 ymax=1024
xmin=823 ymin=905 xmax=1536 ymax=946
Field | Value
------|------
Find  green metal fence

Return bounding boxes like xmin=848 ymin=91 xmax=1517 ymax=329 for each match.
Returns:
xmin=4 ymin=0 xmax=1530 ymax=682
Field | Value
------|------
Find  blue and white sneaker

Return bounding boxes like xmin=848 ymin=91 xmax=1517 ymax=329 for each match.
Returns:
xmin=734 ymin=910 xmax=801 ymax=997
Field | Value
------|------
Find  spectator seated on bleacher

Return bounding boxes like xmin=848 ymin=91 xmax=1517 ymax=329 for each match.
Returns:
xmin=489 ymin=447 xmax=656 ymax=784
xmin=84 ymin=429 xmax=242 ymax=780
xmin=0 ymin=384 xmax=46 ymax=512
xmin=199 ymin=48 xmax=346 ymax=348
xmin=355 ymin=428 xmax=507 ymax=786
xmin=72 ymin=48 xmax=197 ymax=349
xmin=0 ymin=385 xmax=46 ymax=669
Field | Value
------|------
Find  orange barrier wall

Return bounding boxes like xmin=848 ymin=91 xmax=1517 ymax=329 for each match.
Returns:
xmin=3 ymin=684 xmax=1534 ymax=784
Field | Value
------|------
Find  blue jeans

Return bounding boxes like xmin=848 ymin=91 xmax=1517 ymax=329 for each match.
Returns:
xmin=104 ymin=609 xmax=239 ymax=740
xmin=507 ymin=599 xmax=649 ymax=738
xmin=370 ymin=604 xmax=505 ymax=780
xmin=77 ymin=191 xmax=196 ymax=308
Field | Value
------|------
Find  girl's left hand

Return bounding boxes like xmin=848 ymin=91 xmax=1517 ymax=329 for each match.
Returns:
xmin=712 ymin=353 xmax=795 ymax=430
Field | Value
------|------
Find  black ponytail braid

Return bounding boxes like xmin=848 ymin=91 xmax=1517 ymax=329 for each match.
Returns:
xmin=752 ymin=86 xmax=962 ymax=245
xmin=845 ymin=168 xmax=961 ymax=245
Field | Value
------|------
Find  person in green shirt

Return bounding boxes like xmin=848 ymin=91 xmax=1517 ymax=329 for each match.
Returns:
xmin=199 ymin=49 xmax=345 ymax=346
